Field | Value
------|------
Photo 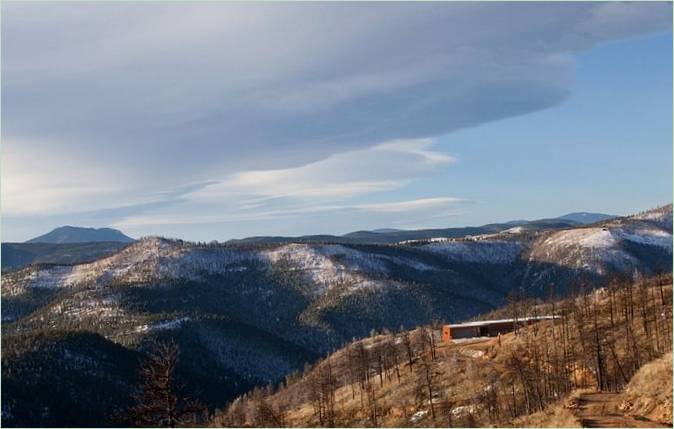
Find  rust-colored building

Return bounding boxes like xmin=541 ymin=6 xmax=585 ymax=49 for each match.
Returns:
xmin=441 ymin=316 xmax=558 ymax=342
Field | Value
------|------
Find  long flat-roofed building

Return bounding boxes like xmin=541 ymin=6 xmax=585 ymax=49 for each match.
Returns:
xmin=441 ymin=316 xmax=558 ymax=342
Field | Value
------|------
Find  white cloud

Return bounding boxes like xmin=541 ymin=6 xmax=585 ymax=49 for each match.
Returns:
xmin=1 ymin=141 xmax=126 ymax=215
xmin=355 ymin=197 xmax=463 ymax=213
xmin=110 ymin=139 xmax=462 ymax=231
xmin=4 ymin=3 xmax=669 ymax=186
xmin=111 ymin=198 xmax=465 ymax=231
xmin=191 ymin=138 xmax=454 ymax=203
xmin=1 ymin=2 xmax=671 ymax=239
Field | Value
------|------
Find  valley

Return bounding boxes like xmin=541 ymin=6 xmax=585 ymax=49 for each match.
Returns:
xmin=1 ymin=205 xmax=672 ymax=427
xmin=4 ymin=3 xmax=671 ymax=427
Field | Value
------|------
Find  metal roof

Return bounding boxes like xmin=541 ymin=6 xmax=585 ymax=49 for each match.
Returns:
xmin=447 ymin=315 xmax=559 ymax=329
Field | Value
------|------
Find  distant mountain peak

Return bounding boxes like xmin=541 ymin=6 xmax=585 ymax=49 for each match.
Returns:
xmin=554 ymin=212 xmax=616 ymax=225
xmin=26 ymin=226 xmax=134 ymax=244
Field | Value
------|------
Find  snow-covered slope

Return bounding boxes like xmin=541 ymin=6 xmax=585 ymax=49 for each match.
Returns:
xmin=3 ymin=237 xmax=260 ymax=293
xmin=629 ymin=204 xmax=673 ymax=228
xmin=528 ymin=206 xmax=672 ymax=275
xmin=512 ymin=205 xmax=671 ymax=293
xmin=421 ymin=239 xmax=524 ymax=264
xmin=4 ymin=205 xmax=671 ymax=316
xmin=4 ymin=238 xmax=438 ymax=301
xmin=1 ymin=204 xmax=671 ymax=429
xmin=528 ymin=227 xmax=639 ymax=274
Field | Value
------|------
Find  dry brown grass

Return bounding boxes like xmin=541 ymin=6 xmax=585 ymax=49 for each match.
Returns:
xmin=511 ymin=390 xmax=587 ymax=428
xmin=258 ymin=336 xmax=506 ymax=427
xmin=212 ymin=280 xmax=672 ymax=428
xmin=620 ymin=352 xmax=673 ymax=426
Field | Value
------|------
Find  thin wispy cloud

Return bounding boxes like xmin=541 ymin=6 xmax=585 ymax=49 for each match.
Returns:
xmin=111 ymin=197 xmax=467 ymax=230
xmin=191 ymin=138 xmax=454 ymax=202
xmin=110 ymin=139 xmax=461 ymax=232
xmin=355 ymin=198 xmax=464 ymax=213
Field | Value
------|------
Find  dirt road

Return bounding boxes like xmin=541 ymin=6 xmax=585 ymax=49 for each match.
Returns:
xmin=575 ymin=391 xmax=670 ymax=428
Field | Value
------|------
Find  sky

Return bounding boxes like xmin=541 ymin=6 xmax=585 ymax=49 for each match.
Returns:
xmin=1 ymin=2 xmax=672 ymax=242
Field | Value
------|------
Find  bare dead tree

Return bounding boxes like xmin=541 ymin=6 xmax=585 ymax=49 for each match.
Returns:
xmin=364 ymin=380 xmax=379 ymax=427
xmin=127 ymin=341 xmax=206 ymax=427
xmin=401 ymin=330 xmax=415 ymax=370
xmin=253 ymin=397 xmax=286 ymax=427
xmin=414 ymin=353 xmax=443 ymax=426
xmin=307 ymin=358 xmax=339 ymax=427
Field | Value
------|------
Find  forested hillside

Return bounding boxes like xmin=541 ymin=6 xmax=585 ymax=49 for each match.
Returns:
xmin=1 ymin=205 xmax=671 ymax=427
xmin=211 ymin=274 xmax=672 ymax=428
xmin=1 ymin=242 xmax=130 ymax=272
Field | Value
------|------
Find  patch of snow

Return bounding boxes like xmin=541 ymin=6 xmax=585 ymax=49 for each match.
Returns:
xmin=3 ymin=237 xmax=443 ymax=300
xmin=37 ymin=291 xmax=127 ymax=326
xmin=540 ymin=228 xmax=614 ymax=251
xmin=503 ymin=226 xmax=524 ymax=234
xmin=410 ymin=410 xmax=428 ymax=423
xmin=631 ymin=206 xmax=673 ymax=226
xmin=262 ymin=243 xmax=415 ymax=296
xmin=463 ymin=349 xmax=485 ymax=358
xmin=617 ymin=228 xmax=672 ymax=251
xmin=529 ymin=223 xmax=672 ymax=275
xmin=134 ymin=317 xmax=191 ymax=333
xmin=399 ymin=237 xmax=450 ymax=245
xmin=541 ymin=225 xmax=671 ymax=254
xmin=2 ymin=237 xmax=263 ymax=295
xmin=578 ymin=229 xmax=617 ymax=248
xmin=531 ymin=228 xmax=633 ymax=272
xmin=451 ymin=405 xmax=476 ymax=416
xmin=262 ymin=244 xmax=352 ymax=295
xmin=422 ymin=240 xmax=523 ymax=264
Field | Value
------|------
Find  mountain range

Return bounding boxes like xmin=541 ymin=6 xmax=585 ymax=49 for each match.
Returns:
xmin=2 ymin=212 xmax=613 ymax=272
xmin=226 ymin=211 xmax=617 ymax=245
xmin=1 ymin=204 xmax=670 ymax=426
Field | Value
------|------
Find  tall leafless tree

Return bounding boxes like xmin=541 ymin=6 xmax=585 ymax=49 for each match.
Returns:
xmin=127 ymin=342 xmax=205 ymax=427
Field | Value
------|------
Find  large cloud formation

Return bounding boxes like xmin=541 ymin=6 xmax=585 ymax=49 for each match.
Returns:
xmin=1 ymin=2 xmax=671 ymax=239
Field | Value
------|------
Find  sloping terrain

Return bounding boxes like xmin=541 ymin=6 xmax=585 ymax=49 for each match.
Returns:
xmin=574 ymin=392 xmax=669 ymax=428
xmin=1 ymin=242 xmax=131 ymax=273
xmin=212 ymin=277 xmax=672 ymax=428
xmin=1 ymin=205 xmax=671 ymax=426
xmin=521 ymin=205 xmax=672 ymax=294
xmin=619 ymin=352 xmax=673 ymax=425
xmin=2 ymin=331 xmax=141 ymax=427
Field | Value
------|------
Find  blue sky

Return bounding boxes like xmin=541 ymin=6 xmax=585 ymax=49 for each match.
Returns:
xmin=2 ymin=2 xmax=672 ymax=242
xmin=408 ymin=33 xmax=673 ymax=226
